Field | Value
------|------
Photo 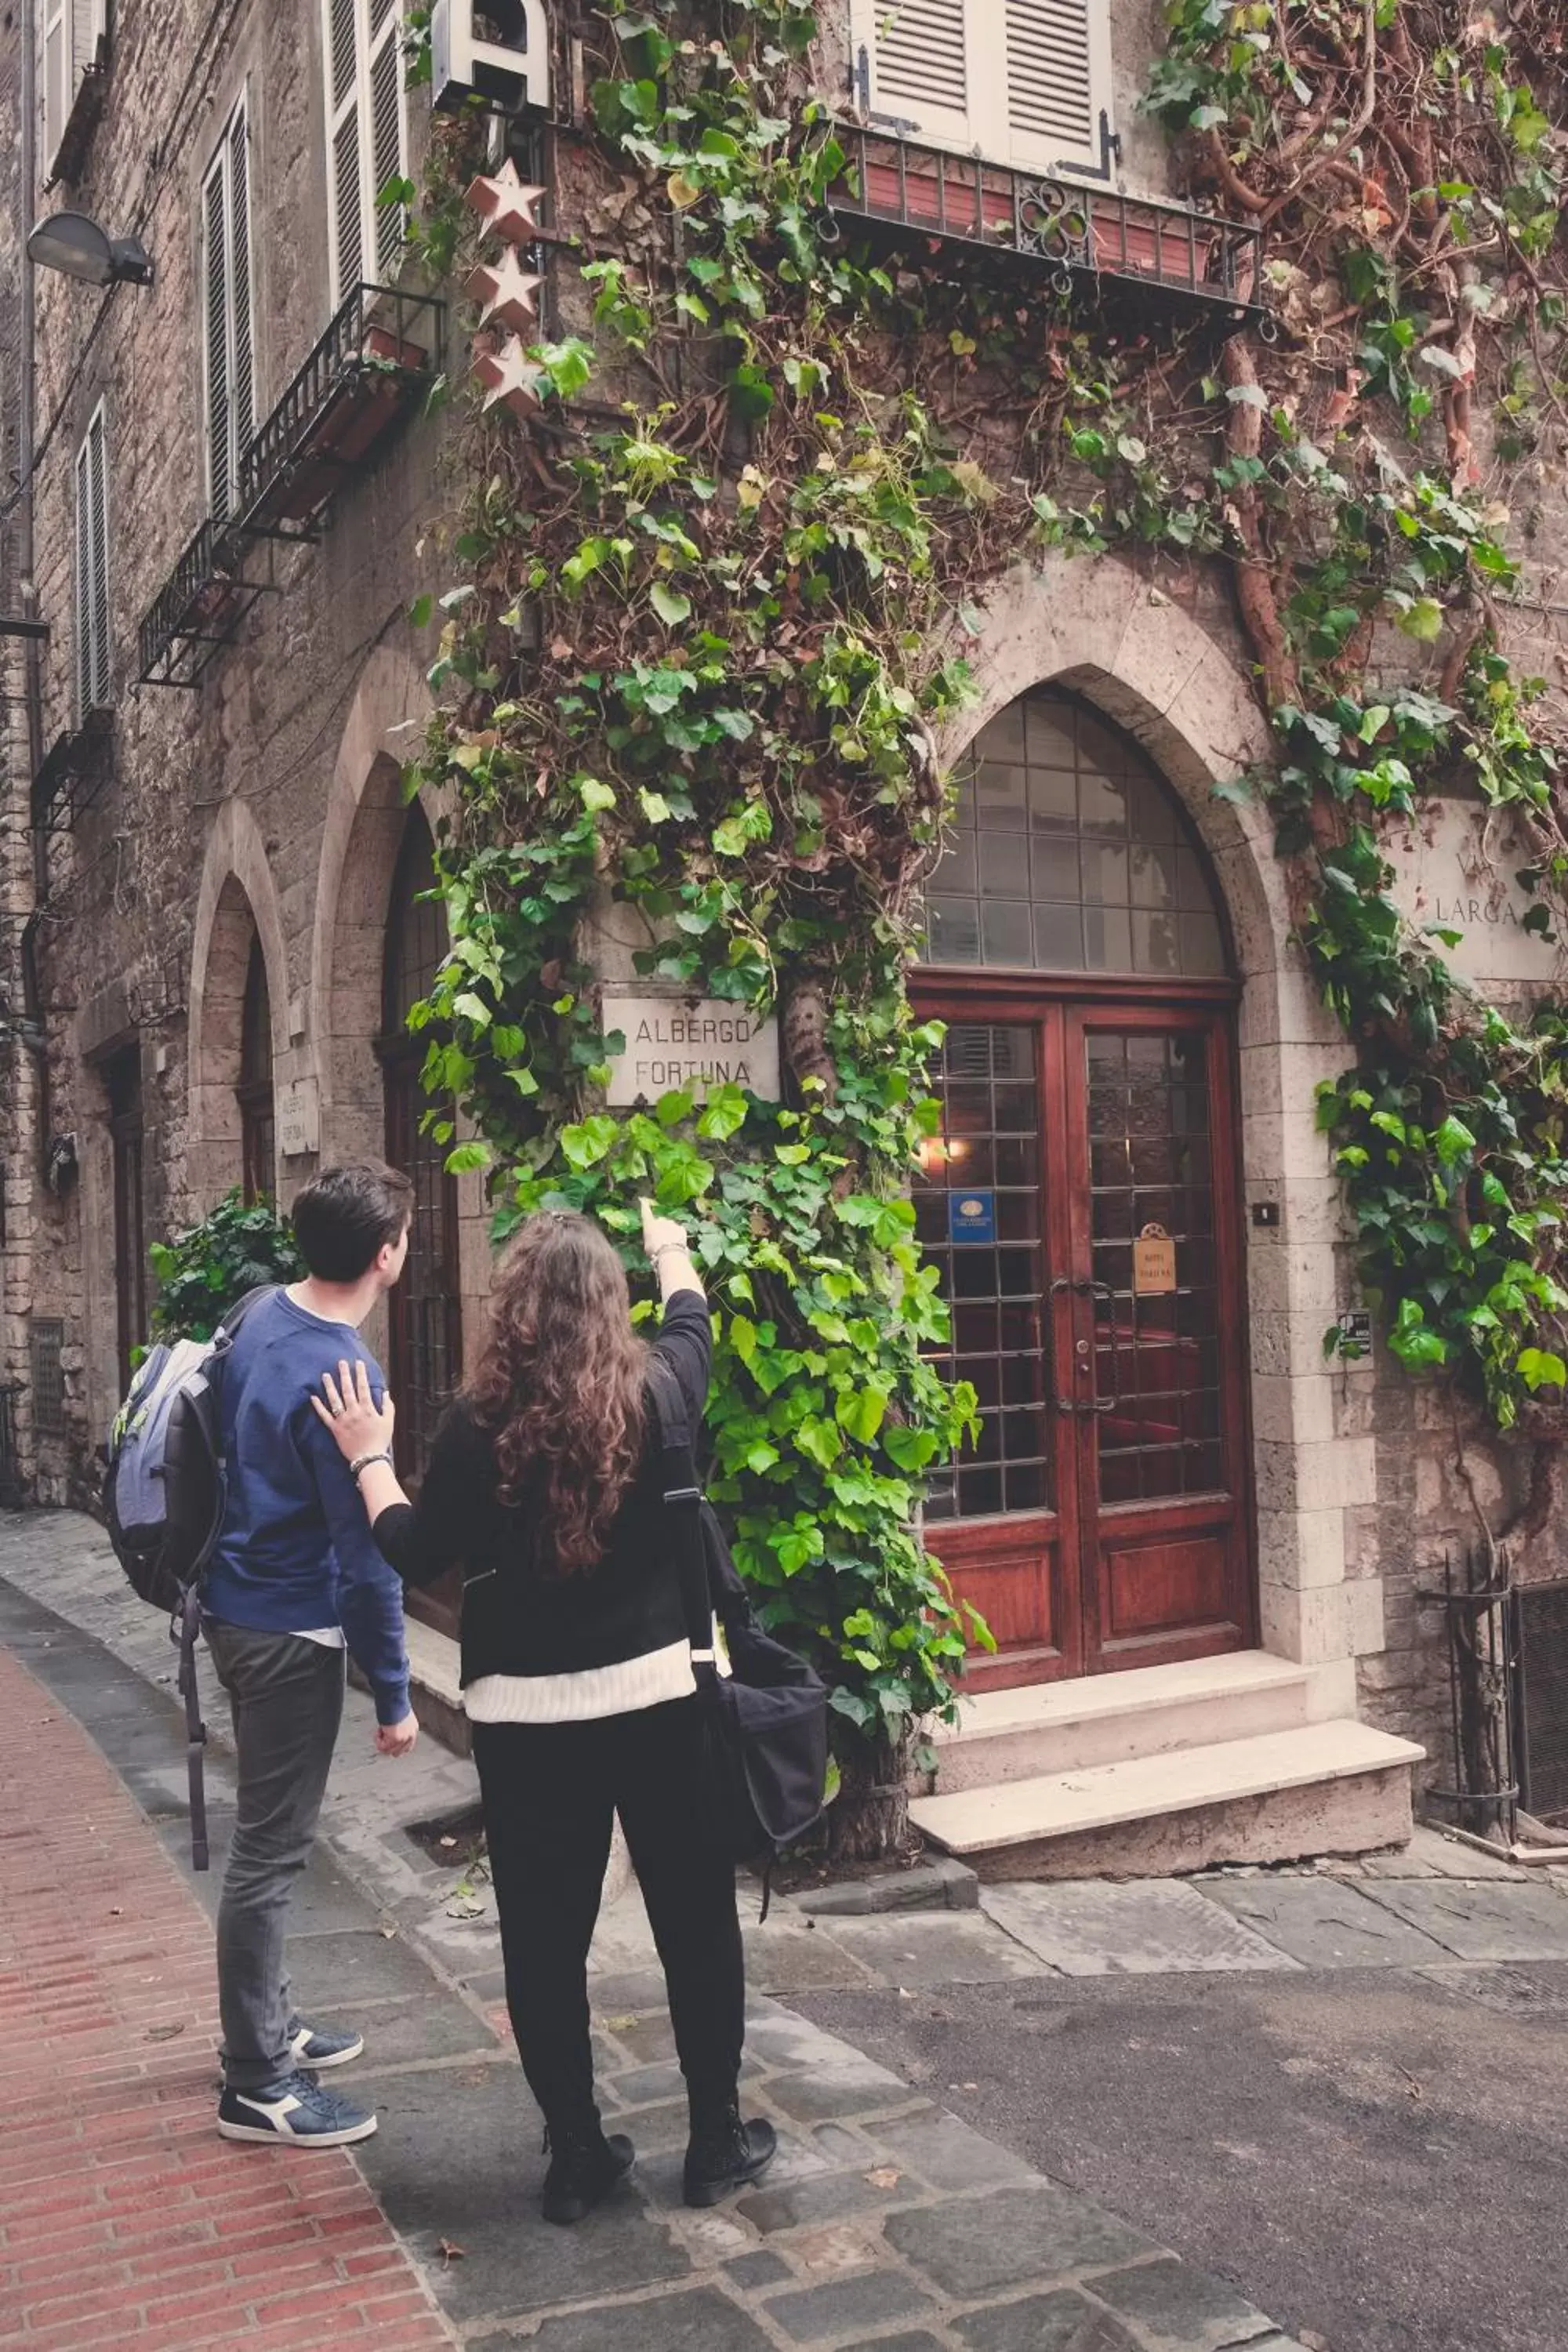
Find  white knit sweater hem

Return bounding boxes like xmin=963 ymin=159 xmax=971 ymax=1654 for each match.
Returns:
xmin=463 ymin=1628 xmax=731 ymax=1725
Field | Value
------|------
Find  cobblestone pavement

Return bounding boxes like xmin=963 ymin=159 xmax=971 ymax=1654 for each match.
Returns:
xmin=0 ymin=1512 xmax=1312 ymax=2352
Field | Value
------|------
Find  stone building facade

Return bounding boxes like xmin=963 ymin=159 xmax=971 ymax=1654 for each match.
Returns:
xmin=3 ymin=0 xmax=1564 ymax=1834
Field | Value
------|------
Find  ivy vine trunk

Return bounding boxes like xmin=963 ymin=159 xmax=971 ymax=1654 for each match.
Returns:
xmin=400 ymin=0 xmax=1568 ymax=1849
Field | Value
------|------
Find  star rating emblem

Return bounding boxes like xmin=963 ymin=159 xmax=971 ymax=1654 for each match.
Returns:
xmin=464 ymin=157 xmax=548 ymax=246
xmin=463 ymin=245 xmax=545 ymax=334
xmin=472 ymin=332 xmax=546 ymax=421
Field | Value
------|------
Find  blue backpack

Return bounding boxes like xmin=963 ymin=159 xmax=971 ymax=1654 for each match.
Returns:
xmin=104 ymin=1286 xmax=273 ymax=1868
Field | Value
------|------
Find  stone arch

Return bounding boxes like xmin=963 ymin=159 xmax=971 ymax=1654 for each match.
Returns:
xmin=187 ymin=800 xmax=290 ymax=1210
xmin=310 ymin=642 xmax=437 ymax=1161
xmin=937 ymin=554 xmax=1363 ymax=1690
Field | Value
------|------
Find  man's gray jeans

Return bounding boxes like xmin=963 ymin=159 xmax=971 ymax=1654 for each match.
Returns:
xmin=203 ymin=1619 xmax=345 ymax=2089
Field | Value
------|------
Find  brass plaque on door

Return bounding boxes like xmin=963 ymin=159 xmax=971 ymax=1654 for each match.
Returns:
xmin=1134 ymin=1222 xmax=1177 ymax=1295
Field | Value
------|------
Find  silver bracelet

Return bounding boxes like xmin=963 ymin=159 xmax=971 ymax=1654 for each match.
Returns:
xmin=350 ymin=1450 xmax=394 ymax=1483
xmin=649 ymin=1241 xmax=689 ymax=1262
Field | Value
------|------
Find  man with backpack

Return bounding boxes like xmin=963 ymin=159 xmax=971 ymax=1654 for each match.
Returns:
xmin=201 ymin=1161 xmax=420 ymax=2150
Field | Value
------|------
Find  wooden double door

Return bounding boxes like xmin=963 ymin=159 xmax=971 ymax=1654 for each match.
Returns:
xmin=914 ymin=982 xmax=1255 ymax=1688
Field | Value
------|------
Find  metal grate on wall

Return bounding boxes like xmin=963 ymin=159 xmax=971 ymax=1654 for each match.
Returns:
xmin=1515 ymin=1580 xmax=1568 ymax=1825
xmin=29 ymin=1319 xmax=66 ymax=1438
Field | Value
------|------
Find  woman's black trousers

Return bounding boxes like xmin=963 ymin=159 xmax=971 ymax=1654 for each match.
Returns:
xmin=472 ymin=1697 xmax=746 ymax=2140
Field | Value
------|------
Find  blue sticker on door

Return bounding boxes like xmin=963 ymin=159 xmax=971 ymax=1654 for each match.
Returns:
xmin=948 ymin=1190 xmax=996 ymax=1245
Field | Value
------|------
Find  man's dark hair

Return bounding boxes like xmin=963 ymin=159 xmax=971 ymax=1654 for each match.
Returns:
xmin=291 ymin=1162 xmax=414 ymax=1283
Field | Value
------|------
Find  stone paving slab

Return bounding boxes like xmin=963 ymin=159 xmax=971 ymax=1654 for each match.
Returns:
xmin=981 ymin=1880 xmax=1302 ymax=1978
xmin=808 ymin=1912 xmax=1052 ymax=1987
xmin=1354 ymin=1825 xmax=1526 ymax=1879
xmin=1200 ymin=1875 xmax=1457 ymax=1968
xmin=1094 ymin=2259 xmax=1279 ymax=2350
xmin=884 ymin=2187 xmax=1156 ymax=2299
xmin=953 ymin=2288 xmax=1144 ymax=2350
xmin=1414 ymin=1959 xmax=1568 ymax=2020
xmin=1350 ymin=1876 xmax=1568 ymax=1962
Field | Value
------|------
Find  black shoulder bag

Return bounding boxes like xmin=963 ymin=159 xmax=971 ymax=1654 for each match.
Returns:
xmin=646 ymin=1358 xmax=829 ymax=1908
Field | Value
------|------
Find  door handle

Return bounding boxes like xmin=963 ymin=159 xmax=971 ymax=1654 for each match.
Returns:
xmin=1050 ymin=1277 xmax=1122 ymax=1417
xmin=1047 ymin=1276 xmax=1076 ymax=1415
xmin=1080 ymin=1279 xmax=1122 ymax=1417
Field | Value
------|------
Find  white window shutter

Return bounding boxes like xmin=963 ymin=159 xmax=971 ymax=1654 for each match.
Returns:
xmin=368 ymin=3 xmax=408 ymax=279
xmin=204 ymin=97 xmax=256 ymax=524
xmin=850 ymin=0 xmax=980 ymax=153
xmin=322 ymin=0 xmax=407 ymax=307
xmin=851 ymin=0 xmax=1112 ymax=179
xmin=88 ymin=410 xmax=110 ymax=709
xmin=228 ymin=104 xmax=256 ymax=459
xmin=74 ymin=406 xmax=110 ymax=718
xmin=1001 ymin=0 xmax=1111 ymax=176
xmin=324 ymin=0 xmax=363 ymax=304
xmin=203 ymin=156 xmax=230 ymax=522
xmin=42 ymin=0 xmax=68 ymax=179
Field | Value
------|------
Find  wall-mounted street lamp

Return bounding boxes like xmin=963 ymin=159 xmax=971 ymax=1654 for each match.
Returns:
xmin=26 ymin=210 xmax=154 ymax=289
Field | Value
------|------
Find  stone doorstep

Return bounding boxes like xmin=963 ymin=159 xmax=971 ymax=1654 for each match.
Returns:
xmin=910 ymin=1722 xmax=1425 ymax=1883
xmin=918 ymin=1653 xmax=1316 ymax=1795
xmin=404 ymin=1615 xmax=471 ymax=1759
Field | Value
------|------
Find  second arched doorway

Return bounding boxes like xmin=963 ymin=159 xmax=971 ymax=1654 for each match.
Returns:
xmin=916 ymin=688 xmax=1255 ymax=1690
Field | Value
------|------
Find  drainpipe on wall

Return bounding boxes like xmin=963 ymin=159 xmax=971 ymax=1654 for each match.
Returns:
xmin=16 ymin=0 xmax=53 ymax=1168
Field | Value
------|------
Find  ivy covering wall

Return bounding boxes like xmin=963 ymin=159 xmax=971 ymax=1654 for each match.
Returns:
xmin=398 ymin=0 xmax=1568 ymax=1842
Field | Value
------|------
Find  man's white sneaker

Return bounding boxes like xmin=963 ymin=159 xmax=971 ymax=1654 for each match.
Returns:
xmin=218 ymin=2072 xmax=377 ymax=2146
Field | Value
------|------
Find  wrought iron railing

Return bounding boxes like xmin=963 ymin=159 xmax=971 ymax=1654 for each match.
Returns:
xmin=136 ymin=517 xmax=269 ymax=690
xmin=236 ymin=281 xmax=444 ymax=533
xmin=829 ymin=126 xmax=1271 ymax=332
xmin=1419 ymin=1545 xmax=1520 ymax=1843
xmin=31 ymin=706 xmax=113 ymax=833
xmin=136 ymin=282 xmax=443 ymax=687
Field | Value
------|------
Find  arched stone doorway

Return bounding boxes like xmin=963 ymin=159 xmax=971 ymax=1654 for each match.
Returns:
xmin=238 ymin=935 xmax=277 ymax=1203
xmin=916 ymin=684 xmax=1254 ymax=1688
xmin=187 ymin=804 xmax=289 ymax=1214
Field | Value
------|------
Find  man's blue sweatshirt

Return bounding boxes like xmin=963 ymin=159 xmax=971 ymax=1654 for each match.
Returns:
xmin=203 ymin=1288 xmax=411 ymax=1726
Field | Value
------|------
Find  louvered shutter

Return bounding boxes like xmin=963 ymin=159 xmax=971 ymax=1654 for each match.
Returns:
xmin=88 ymin=410 xmax=110 ymax=708
xmin=325 ymin=0 xmax=364 ymax=304
xmin=322 ymin=0 xmax=408 ymax=306
xmin=204 ymin=97 xmax=256 ymax=524
xmin=42 ymin=0 xmax=68 ymax=178
xmin=203 ymin=158 xmax=231 ymax=521
xmin=74 ymin=407 xmax=110 ymax=718
xmin=851 ymin=0 xmax=979 ymax=152
xmin=228 ymin=107 xmax=256 ymax=460
xmin=852 ymin=0 xmax=1112 ymax=179
xmin=368 ymin=2 xmax=408 ymax=278
xmin=1001 ymin=0 xmax=1109 ymax=175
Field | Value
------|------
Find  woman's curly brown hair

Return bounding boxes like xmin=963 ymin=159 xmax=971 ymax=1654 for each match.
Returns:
xmin=466 ymin=1210 xmax=648 ymax=1575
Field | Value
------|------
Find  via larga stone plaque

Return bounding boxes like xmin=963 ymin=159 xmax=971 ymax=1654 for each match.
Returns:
xmin=1387 ymin=799 xmax=1563 ymax=992
xmin=601 ymin=993 xmax=781 ymax=1106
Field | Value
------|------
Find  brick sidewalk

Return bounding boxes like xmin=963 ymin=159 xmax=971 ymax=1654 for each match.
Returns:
xmin=0 ymin=1644 xmax=455 ymax=2352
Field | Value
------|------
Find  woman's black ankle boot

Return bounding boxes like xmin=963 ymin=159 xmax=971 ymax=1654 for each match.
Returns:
xmin=683 ymin=2099 xmax=777 ymax=2209
xmin=541 ymin=2122 xmax=637 ymax=2225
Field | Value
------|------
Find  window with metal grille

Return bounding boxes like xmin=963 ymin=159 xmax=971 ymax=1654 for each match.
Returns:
xmin=73 ymin=402 xmax=111 ymax=719
xmin=322 ymin=0 xmax=409 ymax=307
xmin=202 ymin=93 xmax=256 ymax=526
xmin=1516 ymin=1581 xmax=1568 ymax=1824
xmin=30 ymin=1319 xmax=66 ymax=1438
xmin=41 ymin=0 xmax=107 ymax=184
xmin=850 ymin=0 xmax=1111 ymax=180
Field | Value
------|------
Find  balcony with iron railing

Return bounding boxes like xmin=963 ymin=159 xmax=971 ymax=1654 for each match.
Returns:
xmin=829 ymin=125 xmax=1271 ymax=335
xmin=137 ymin=282 xmax=444 ymax=688
xmin=31 ymin=705 xmax=113 ymax=833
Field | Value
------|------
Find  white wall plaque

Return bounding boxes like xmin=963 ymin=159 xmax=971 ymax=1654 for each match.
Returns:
xmin=277 ymin=1076 xmax=321 ymax=1158
xmin=1387 ymin=800 xmax=1563 ymax=993
xmin=601 ymin=995 xmax=781 ymax=1107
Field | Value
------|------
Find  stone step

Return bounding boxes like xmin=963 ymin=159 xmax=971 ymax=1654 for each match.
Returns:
xmin=909 ymin=1720 xmax=1426 ymax=1882
xmin=920 ymin=1650 xmax=1315 ymax=1793
xmin=404 ymin=1616 xmax=470 ymax=1756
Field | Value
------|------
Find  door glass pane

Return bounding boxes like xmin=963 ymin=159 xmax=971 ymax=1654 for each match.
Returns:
xmin=919 ymin=1024 xmax=1051 ymax=1523
xmin=1086 ymin=1029 xmax=1225 ymax=1503
xmin=922 ymin=688 xmax=1229 ymax=975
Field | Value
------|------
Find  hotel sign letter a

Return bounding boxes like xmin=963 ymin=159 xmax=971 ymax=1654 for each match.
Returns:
xmin=601 ymin=994 xmax=782 ymax=1106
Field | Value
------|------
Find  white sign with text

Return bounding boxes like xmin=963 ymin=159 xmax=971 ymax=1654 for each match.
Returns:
xmin=1388 ymin=800 xmax=1563 ymax=992
xmin=277 ymin=1076 xmax=321 ymax=1158
xmin=601 ymin=995 xmax=781 ymax=1106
